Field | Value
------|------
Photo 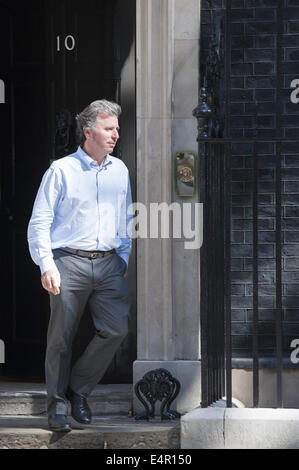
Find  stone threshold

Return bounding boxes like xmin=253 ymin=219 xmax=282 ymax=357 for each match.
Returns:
xmin=0 ymin=415 xmax=180 ymax=449
xmin=0 ymin=383 xmax=133 ymax=416
xmin=0 ymin=382 xmax=181 ymax=449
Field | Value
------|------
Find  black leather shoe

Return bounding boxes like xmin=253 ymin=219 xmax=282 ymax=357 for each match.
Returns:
xmin=66 ymin=387 xmax=92 ymax=424
xmin=48 ymin=414 xmax=72 ymax=432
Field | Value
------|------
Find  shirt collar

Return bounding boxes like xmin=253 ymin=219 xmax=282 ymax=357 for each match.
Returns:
xmin=76 ymin=146 xmax=112 ymax=170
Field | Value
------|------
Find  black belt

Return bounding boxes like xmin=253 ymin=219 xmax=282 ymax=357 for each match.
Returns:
xmin=62 ymin=247 xmax=115 ymax=259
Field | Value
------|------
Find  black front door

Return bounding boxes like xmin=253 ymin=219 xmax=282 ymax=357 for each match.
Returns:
xmin=0 ymin=0 xmax=136 ymax=382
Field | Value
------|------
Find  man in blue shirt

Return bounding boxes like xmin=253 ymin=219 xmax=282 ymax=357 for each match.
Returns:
xmin=28 ymin=100 xmax=132 ymax=432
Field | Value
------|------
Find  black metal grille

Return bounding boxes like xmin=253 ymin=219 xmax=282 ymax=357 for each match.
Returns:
xmin=200 ymin=139 xmax=299 ymax=407
xmin=199 ymin=139 xmax=299 ymax=408
xmin=199 ymin=141 xmax=226 ymax=407
xmin=198 ymin=0 xmax=299 ymax=408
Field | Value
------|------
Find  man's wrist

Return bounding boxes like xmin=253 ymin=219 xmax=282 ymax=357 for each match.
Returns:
xmin=40 ymin=256 xmax=56 ymax=276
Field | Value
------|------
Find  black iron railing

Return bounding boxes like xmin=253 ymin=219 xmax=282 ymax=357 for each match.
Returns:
xmin=196 ymin=0 xmax=297 ymax=409
xmin=199 ymin=138 xmax=299 ymax=408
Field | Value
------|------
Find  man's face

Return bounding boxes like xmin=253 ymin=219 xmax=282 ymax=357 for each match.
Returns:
xmin=84 ymin=113 xmax=119 ymax=157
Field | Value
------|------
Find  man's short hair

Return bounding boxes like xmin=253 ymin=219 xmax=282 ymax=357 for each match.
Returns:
xmin=76 ymin=99 xmax=122 ymax=146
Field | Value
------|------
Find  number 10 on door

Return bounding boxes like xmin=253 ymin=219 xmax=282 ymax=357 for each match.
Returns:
xmin=56 ymin=35 xmax=76 ymax=52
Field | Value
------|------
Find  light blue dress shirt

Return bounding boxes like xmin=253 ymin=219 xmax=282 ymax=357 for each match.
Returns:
xmin=28 ymin=146 xmax=133 ymax=274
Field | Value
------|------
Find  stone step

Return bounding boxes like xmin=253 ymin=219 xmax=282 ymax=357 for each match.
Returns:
xmin=0 ymin=415 xmax=180 ymax=449
xmin=0 ymin=383 xmax=133 ymax=416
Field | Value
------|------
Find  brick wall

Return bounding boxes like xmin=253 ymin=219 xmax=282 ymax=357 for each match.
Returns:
xmin=200 ymin=0 xmax=299 ymax=357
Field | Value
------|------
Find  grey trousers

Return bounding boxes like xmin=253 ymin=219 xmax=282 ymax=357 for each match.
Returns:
xmin=45 ymin=248 xmax=131 ymax=417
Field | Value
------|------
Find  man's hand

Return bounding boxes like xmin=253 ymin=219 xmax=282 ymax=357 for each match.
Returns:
xmin=124 ymin=270 xmax=128 ymax=279
xmin=41 ymin=267 xmax=61 ymax=295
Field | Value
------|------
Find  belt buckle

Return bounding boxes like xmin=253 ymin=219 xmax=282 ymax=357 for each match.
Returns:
xmin=90 ymin=252 xmax=98 ymax=259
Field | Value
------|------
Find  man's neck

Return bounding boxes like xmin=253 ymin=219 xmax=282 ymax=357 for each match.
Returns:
xmin=82 ymin=144 xmax=107 ymax=167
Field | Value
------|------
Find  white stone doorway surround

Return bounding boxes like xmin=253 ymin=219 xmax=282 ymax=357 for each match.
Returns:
xmin=133 ymin=0 xmax=201 ymax=415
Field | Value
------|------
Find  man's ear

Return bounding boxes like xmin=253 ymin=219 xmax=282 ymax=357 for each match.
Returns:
xmin=83 ymin=127 xmax=92 ymax=141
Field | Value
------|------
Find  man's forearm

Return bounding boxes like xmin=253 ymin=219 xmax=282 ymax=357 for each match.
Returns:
xmin=27 ymin=166 xmax=61 ymax=274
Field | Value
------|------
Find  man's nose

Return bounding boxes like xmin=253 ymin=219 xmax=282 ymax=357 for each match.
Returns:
xmin=113 ymin=129 xmax=119 ymax=140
